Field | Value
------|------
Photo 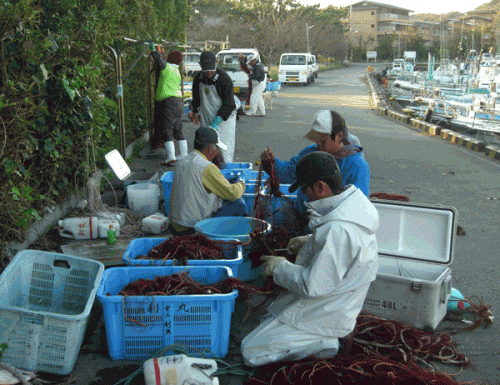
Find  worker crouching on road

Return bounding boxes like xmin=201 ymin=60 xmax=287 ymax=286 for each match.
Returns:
xmin=241 ymin=151 xmax=379 ymax=366
xmin=169 ymin=126 xmax=246 ymax=236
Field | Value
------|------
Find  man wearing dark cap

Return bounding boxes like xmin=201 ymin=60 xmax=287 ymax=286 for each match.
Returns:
xmin=241 ymin=151 xmax=379 ymax=366
xmin=169 ymin=126 xmax=245 ymax=235
xmin=189 ymin=51 xmax=237 ymax=163
xmin=149 ymin=45 xmax=187 ymax=166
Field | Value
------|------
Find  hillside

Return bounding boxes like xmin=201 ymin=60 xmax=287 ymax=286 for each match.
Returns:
xmin=412 ymin=0 xmax=499 ymax=22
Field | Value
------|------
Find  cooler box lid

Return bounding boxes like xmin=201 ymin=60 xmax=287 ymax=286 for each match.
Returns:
xmin=105 ymin=149 xmax=131 ymax=181
xmin=372 ymin=200 xmax=456 ymax=266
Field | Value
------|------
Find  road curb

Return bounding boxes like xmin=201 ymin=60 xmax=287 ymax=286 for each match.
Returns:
xmin=485 ymin=145 xmax=500 ymax=160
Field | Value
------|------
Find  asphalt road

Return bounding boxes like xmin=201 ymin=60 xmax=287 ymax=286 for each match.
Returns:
xmin=231 ymin=63 xmax=500 ymax=384
xmin=41 ymin=63 xmax=500 ymax=385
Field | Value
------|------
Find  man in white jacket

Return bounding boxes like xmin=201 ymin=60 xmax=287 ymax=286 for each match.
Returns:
xmin=241 ymin=151 xmax=379 ymax=366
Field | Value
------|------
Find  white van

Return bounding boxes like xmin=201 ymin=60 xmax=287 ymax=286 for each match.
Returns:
xmin=184 ymin=51 xmax=202 ymax=76
xmin=216 ymin=48 xmax=261 ymax=97
xmin=310 ymin=54 xmax=319 ymax=79
xmin=278 ymin=53 xmax=315 ymax=86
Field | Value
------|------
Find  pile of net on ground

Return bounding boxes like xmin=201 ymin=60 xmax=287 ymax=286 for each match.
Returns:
xmin=246 ymin=313 xmax=472 ymax=385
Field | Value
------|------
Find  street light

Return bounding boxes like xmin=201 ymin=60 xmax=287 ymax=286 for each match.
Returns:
xmin=306 ymin=23 xmax=315 ymax=53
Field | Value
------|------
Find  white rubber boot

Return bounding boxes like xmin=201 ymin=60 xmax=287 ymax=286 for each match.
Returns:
xmin=163 ymin=141 xmax=177 ymax=166
xmin=178 ymin=140 xmax=188 ymax=159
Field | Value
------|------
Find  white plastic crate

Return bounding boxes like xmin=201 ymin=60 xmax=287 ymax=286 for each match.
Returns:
xmin=363 ymin=200 xmax=456 ymax=330
xmin=0 ymin=250 xmax=104 ymax=375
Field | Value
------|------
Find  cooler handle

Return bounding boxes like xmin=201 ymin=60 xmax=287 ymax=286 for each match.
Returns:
xmin=440 ymin=275 xmax=452 ymax=304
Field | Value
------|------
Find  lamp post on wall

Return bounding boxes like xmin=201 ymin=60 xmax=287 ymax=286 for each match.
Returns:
xmin=306 ymin=23 xmax=315 ymax=53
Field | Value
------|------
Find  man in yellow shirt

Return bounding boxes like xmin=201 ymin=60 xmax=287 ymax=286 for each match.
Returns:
xmin=169 ymin=126 xmax=246 ymax=235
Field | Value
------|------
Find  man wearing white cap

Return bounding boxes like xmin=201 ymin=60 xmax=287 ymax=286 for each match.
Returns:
xmin=169 ymin=126 xmax=246 ymax=236
xmin=261 ymin=108 xmax=368 ymax=201
xmin=245 ymin=54 xmax=267 ymax=116
xmin=189 ymin=51 xmax=237 ymax=163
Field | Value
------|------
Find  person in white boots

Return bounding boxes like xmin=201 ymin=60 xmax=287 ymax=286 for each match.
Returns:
xmin=149 ymin=44 xmax=188 ymax=166
xmin=189 ymin=51 xmax=237 ymax=163
xmin=246 ymin=54 xmax=266 ymax=116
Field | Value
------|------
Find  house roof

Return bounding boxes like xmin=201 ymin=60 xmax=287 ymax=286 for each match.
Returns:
xmin=351 ymin=1 xmax=413 ymax=13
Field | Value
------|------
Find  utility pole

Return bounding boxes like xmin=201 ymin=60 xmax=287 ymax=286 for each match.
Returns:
xmin=349 ymin=1 xmax=353 ymax=62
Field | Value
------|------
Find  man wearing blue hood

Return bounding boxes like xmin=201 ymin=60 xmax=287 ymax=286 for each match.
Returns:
xmin=241 ymin=151 xmax=379 ymax=366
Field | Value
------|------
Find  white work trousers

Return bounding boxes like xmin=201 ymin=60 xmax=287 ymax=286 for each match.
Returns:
xmin=248 ymin=80 xmax=266 ymax=116
xmin=241 ymin=316 xmax=339 ymax=367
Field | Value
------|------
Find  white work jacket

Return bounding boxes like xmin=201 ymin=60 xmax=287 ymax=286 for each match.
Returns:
xmin=269 ymin=185 xmax=379 ymax=338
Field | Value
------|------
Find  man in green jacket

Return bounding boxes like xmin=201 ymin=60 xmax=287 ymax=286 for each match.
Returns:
xmin=150 ymin=44 xmax=187 ymax=166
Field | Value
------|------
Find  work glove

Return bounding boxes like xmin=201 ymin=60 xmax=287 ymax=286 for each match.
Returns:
xmin=227 ymin=172 xmax=244 ymax=184
xmin=149 ymin=42 xmax=155 ymax=52
xmin=286 ymin=235 xmax=310 ymax=255
xmin=260 ymin=255 xmax=286 ymax=276
xmin=210 ymin=115 xmax=223 ymax=130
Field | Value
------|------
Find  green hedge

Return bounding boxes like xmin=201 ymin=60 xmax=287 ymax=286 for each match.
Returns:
xmin=0 ymin=0 xmax=189 ymax=252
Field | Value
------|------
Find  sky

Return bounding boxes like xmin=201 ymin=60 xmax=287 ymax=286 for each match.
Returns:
xmin=297 ymin=0 xmax=490 ymax=15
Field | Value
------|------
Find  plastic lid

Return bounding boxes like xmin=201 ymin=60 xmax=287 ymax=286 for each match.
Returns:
xmin=372 ymin=201 xmax=456 ymax=265
xmin=105 ymin=149 xmax=131 ymax=180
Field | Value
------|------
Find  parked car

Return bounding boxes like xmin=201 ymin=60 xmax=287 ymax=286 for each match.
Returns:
xmin=278 ymin=53 xmax=315 ymax=86
xmin=216 ymin=48 xmax=262 ymax=97
xmin=310 ymin=54 xmax=319 ymax=78
xmin=184 ymin=51 xmax=202 ymax=76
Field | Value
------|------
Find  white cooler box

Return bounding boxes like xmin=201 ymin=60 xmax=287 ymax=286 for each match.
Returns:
xmin=363 ymin=200 xmax=456 ymax=331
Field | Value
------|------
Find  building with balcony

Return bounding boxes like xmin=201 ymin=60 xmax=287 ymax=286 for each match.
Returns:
xmin=344 ymin=1 xmax=451 ymax=55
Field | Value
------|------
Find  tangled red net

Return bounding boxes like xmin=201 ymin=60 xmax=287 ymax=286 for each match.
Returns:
xmin=246 ymin=313 xmax=476 ymax=385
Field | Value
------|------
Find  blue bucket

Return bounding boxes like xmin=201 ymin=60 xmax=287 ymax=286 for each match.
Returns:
xmin=194 ymin=217 xmax=271 ymax=282
xmin=195 ymin=217 xmax=270 ymax=243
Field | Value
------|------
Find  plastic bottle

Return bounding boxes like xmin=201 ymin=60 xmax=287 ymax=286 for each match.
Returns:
xmin=107 ymin=224 xmax=116 ymax=245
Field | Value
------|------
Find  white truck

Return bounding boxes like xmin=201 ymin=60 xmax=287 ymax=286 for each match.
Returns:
xmin=278 ymin=53 xmax=315 ymax=86
xmin=216 ymin=48 xmax=261 ymax=97
xmin=183 ymin=51 xmax=202 ymax=76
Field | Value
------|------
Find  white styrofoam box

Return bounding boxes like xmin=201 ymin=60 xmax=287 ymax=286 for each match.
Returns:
xmin=0 ymin=250 xmax=104 ymax=375
xmin=363 ymin=200 xmax=456 ymax=330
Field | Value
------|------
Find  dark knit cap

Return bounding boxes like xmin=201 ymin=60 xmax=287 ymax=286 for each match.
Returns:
xmin=167 ymin=50 xmax=183 ymax=65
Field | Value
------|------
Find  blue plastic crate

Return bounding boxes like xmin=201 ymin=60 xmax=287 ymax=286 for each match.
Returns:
xmin=122 ymin=237 xmax=244 ymax=277
xmin=243 ymin=193 xmax=297 ymax=217
xmin=223 ymin=162 xmax=252 ymax=170
xmin=266 ymin=81 xmax=281 ymax=91
xmin=160 ymin=171 xmax=174 ymax=214
xmin=248 ymin=170 xmax=268 ymax=179
xmin=245 ymin=182 xmax=295 ymax=196
xmin=96 ymin=266 xmax=238 ymax=360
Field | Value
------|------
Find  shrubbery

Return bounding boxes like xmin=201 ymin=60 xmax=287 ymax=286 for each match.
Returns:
xmin=0 ymin=0 xmax=189 ymax=253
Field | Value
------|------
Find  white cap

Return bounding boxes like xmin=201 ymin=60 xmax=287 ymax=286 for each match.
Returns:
xmin=246 ymin=54 xmax=256 ymax=64
xmin=304 ymin=110 xmax=345 ymax=142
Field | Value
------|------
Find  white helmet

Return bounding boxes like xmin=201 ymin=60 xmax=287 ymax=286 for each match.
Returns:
xmin=246 ymin=54 xmax=256 ymax=64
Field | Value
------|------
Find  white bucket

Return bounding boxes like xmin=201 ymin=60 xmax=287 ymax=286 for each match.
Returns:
xmin=58 ymin=217 xmax=99 ymax=240
xmin=127 ymin=183 xmax=160 ymax=216
xmin=98 ymin=219 xmax=121 ymax=239
xmin=142 ymin=213 xmax=169 ymax=234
